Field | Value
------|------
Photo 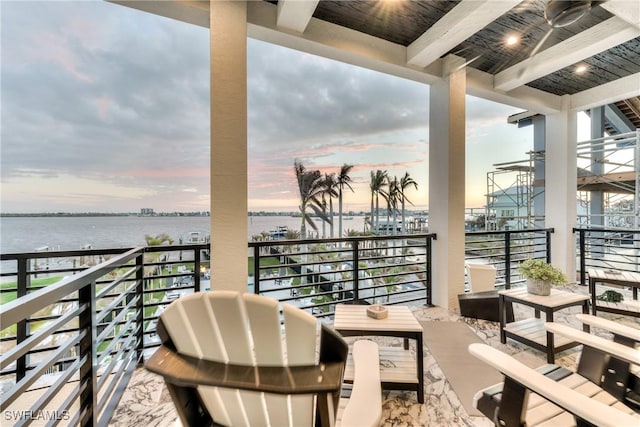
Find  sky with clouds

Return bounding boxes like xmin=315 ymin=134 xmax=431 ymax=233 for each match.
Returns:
xmin=1 ymin=1 xmax=545 ymax=213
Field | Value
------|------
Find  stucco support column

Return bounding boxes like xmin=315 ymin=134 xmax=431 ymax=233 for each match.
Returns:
xmin=429 ymin=55 xmax=466 ymax=310
xmin=210 ymin=0 xmax=248 ymax=292
xmin=545 ymin=96 xmax=577 ymax=281
xmin=590 ymin=106 xmax=605 ymax=227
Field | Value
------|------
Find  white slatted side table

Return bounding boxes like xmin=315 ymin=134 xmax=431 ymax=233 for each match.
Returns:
xmin=334 ymin=304 xmax=424 ymax=403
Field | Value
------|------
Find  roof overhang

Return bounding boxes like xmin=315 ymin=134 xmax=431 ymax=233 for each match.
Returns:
xmin=111 ymin=0 xmax=640 ymax=117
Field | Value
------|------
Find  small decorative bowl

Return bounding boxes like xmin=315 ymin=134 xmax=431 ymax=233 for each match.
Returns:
xmin=366 ymin=305 xmax=388 ymax=319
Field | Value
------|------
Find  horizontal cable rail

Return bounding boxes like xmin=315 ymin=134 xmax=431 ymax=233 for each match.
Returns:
xmin=574 ymin=227 xmax=640 ymax=285
xmin=248 ymin=233 xmax=436 ymax=320
xmin=464 ymin=228 xmax=553 ymax=289
xmin=0 ymin=244 xmax=207 ymax=427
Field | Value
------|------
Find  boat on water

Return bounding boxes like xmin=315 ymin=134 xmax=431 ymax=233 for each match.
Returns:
xmin=372 ymin=220 xmax=402 ymax=233
xmin=269 ymin=226 xmax=289 ymax=239
xmin=184 ymin=231 xmax=210 ymax=244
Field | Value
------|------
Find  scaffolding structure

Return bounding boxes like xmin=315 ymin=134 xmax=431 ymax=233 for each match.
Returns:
xmin=483 ymin=130 xmax=639 ymax=230
xmin=576 ymin=130 xmax=639 ymax=229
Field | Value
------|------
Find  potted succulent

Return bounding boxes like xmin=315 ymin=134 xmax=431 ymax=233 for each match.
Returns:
xmin=518 ymin=259 xmax=568 ymax=296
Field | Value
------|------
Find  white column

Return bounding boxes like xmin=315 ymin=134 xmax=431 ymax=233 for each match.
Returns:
xmin=590 ymin=106 xmax=605 ymax=227
xmin=429 ymin=56 xmax=466 ymax=310
xmin=210 ymin=0 xmax=248 ymax=292
xmin=545 ymin=96 xmax=577 ymax=281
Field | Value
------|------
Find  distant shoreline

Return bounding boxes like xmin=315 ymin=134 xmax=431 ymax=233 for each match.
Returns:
xmin=0 ymin=212 xmax=209 ymax=218
xmin=1 ymin=211 xmax=370 ymax=218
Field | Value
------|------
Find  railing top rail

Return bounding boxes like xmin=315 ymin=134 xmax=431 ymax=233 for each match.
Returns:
xmin=248 ymin=232 xmax=437 ymax=248
xmin=0 ymin=243 xmax=209 ymax=261
xmin=466 ymin=228 xmax=554 ymax=237
xmin=0 ymin=247 xmax=144 ymax=327
xmin=0 ymin=247 xmax=135 ymax=261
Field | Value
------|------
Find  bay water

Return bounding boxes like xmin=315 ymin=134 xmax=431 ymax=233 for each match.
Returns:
xmin=0 ymin=215 xmax=367 ymax=254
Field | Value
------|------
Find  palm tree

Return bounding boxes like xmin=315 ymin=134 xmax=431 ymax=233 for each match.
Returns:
xmin=294 ymin=160 xmax=327 ymax=238
xmin=336 ymin=164 xmax=354 ymax=238
xmin=369 ymin=170 xmax=388 ymax=232
xmin=399 ymin=172 xmax=418 ymax=234
xmin=385 ymin=177 xmax=401 ymax=235
xmin=323 ymin=173 xmax=339 ymax=238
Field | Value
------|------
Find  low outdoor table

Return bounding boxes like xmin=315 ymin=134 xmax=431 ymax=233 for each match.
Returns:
xmin=333 ymin=304 xmax=425 ymax=403
xmin=499 ymin=288 xmax=589 ymax=363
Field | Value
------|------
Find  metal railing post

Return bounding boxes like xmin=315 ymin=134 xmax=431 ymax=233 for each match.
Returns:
xmin=194 ymin=248 xmax=201 ymax=292
xmin=546 ymin=230 xmax=552 ymax=263
xmin=136 ymin=252 xmax=144 ymax=364
xmin=426 ymin=236 xmax=433 ymax=306
xmin=78 ymin=281 xmax=97 ymax=427
xmin=352 ymin=240 xmax=359 ymax=303
xmin=253 ymin=246 xmax=261 ymax=295
xmin=504 ymin=232 xmax=511 ymax=289
xmin=578 ymin=229 xmax=586 ymax=285
xmin=15 ymin=257 xmax=29 ymax=381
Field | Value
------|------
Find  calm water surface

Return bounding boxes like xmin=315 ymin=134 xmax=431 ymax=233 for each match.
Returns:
xmin=0 ymin=215 xmax=367 ymax=253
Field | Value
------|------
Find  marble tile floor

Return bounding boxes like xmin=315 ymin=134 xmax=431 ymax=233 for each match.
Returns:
xmin=109 ymin=285 xmax=640 ymax=427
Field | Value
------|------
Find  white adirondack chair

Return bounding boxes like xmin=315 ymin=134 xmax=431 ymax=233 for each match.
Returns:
xmin=145 ymin=291 xmax=381 ymax=427
xmin=469 ymin=317 xmax=640 ymax=426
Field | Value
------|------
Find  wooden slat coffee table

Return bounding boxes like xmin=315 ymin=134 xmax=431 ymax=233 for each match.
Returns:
xmin=499 ymin=288 xmax=589 ymax=363
xmin=333 ymin=304 xmax=424 ymax=403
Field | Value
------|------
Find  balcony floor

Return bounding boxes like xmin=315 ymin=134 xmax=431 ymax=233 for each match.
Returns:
xmin=109 ymin=285 xmax=640 ymax=426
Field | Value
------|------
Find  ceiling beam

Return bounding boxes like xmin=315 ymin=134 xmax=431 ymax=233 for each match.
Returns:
xmin=570 ymin=72 xmax=640 ymax=111
xmin=276 ymin=0 xmax=319 ymax=33
xmin=466 ymin=68 xmax=563 ymax=115
xmin=248 ymin=1 xmax=443 ymax=85
xmin=495 ymin=16 xmax=640 ymax=92
xmin=601 ymin=0 xmax=640 ymax=29
xmin=407 ymin=0 xmax=520 ymax=69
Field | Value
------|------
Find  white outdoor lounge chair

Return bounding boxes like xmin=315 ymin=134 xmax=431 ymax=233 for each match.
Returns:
xmin=469 ymin=319 xmax=640 ymax=427
xmin=145 ymin=291 xmax=382 ymax=427
xmin=466 ymin=263 xmax=497 ymax=293
xmin=459 ymin=263 xmax=513 ymax=322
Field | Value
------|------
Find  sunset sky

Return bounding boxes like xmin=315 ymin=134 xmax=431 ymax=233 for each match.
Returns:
xmin=1 ymin=1 xmax=592 ymax=213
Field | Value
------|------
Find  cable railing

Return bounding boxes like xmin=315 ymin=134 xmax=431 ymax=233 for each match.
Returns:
xmin=464 ymin=228 xmax=553 ymax=289
xmin=575 ymin=227 xmax=640 ymax=285
xmin=0 ymin=245 xmax=206 ymax=427
xmin=248 ymin=233 xmax=437 ymax=320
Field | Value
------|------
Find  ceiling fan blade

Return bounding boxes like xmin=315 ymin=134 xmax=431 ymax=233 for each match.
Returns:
xmin=529 ymin=26 xmax=554 ymax=58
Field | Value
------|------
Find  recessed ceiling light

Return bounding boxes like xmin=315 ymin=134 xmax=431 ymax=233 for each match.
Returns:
xmin=575 ymin=64 xmax=588 ymax=74
xmin=505 ymin=35 xmax=519 ymax=47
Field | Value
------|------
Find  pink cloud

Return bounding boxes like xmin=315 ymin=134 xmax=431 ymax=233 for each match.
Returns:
xmin=31 ymin=31 xmax=93 ymax=82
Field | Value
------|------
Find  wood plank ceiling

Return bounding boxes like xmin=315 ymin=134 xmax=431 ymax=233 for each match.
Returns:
xmin=308 ymin=0 xmax=640 ymax=97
